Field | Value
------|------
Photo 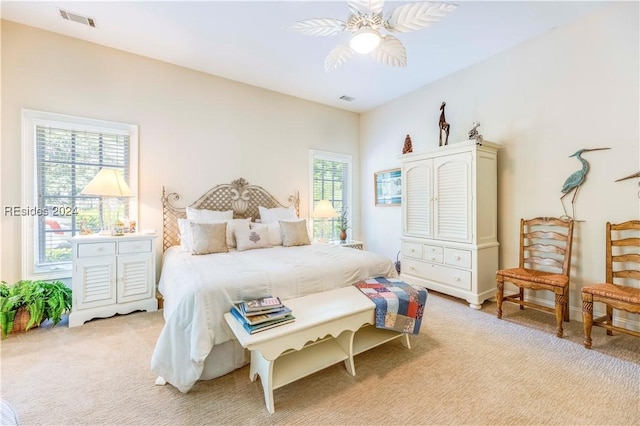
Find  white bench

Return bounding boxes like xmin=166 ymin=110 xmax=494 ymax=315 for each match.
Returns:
xmin=224 ymin=285 xmax=411 ymax=413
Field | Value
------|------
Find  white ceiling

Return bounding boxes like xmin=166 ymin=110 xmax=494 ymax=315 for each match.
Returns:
xmin=1 ymin=1 xmax=607 ymax=113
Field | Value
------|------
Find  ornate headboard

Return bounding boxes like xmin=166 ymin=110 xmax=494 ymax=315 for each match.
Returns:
xmin=161 ymin=177 xmax=300 ymax=251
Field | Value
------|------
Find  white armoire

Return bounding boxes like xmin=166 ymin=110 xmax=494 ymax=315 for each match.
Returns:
xmin=399 ymin=140 xmax=499 ymax=309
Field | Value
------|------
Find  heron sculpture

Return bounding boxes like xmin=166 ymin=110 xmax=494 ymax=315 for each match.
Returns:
xmin=560 ymin=147 xmax=610 ymax=218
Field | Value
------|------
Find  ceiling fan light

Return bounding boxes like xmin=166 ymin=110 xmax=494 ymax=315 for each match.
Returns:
xmin=349 ymin=27 xmax=381 ymax=54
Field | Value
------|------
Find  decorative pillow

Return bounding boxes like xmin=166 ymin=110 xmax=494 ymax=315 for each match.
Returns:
xmin=279 ymin=219 xmax=310 ymax=247
xmin=186 ymin=207 xmax=233 ymax=222
xmin=235 ymin=227 xmax=273 ymax=252
xmin=250 ymin=222 xmax=282 ymax=246
xmin=258 ymin=205 xmax=297 ymax=224
xmin=224 ymin=218 xmax=251 ymax=248
xmin=189 ymin=222 xmax=228 ymax=255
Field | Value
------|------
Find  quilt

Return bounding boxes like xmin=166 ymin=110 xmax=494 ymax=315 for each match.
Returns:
xmin=354 ymin=276 xmax=428 ymax=335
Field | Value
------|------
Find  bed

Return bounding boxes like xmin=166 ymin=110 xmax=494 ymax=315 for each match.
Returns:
xmin=151 ymin=178 xmax=398 ymax=393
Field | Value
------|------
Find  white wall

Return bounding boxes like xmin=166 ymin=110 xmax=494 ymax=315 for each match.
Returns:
xmin=360 ymin=3 xmax=640 ymax=319
xmin=0 ymin=21 xmax=360 ymax=282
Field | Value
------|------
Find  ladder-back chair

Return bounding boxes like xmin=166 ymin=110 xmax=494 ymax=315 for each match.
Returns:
xmin=581 ymin=220 xmax=640 ymax=348
xmin=496 ymin=217 xmax=575 ymax=337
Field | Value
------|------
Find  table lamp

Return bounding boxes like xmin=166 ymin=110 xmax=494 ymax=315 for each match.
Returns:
xmin=81 ymin=168 xmax=132 ymax=235
xmin=312 ymin=200 xmax=337 ymax=242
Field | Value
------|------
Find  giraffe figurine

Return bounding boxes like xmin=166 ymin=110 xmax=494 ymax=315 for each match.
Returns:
xmin=438 ymin=102 xmax=450 ymax=146
xmin=402 ymin=134 xmax=413 ymax=154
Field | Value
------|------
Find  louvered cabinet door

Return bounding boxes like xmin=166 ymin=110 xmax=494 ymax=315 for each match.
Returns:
xmin=74 ymin=256 xmax=117 ymax=310
xmin=433 ymin=152 xmax=472 ymax=242
xmin=403 ymin=159 xmax=433 ymax=238
xmin=117 ymin=252 xmax=154 ymax=303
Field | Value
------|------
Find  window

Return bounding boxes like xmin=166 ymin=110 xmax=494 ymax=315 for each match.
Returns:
xmin=21 ymin=110 xmax=138 ymax=279
xmin=309 ymin=150 xmax=352 ymax=241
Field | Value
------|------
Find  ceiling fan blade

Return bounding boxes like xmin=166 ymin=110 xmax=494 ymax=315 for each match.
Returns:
xmin=289 ymin=18 xmax=347 ymax=36
xmin=371 ymin=35 xmax=407 ymax=67
xmin=348 ymin=0 xmax=385 ymax=16
xmin=325 ymin=43 xmax=355 ymax=72
xmin=385 ymin=2 xmax=458 ymax=33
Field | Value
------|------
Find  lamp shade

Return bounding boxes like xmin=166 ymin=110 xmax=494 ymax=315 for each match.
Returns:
xmin=312 ymin=200 xmax=338 ymax=219
xmin=349 ymin=26 xmax=381 ymax=54
xmin=81 ymin=168 xmax=132 ymax=197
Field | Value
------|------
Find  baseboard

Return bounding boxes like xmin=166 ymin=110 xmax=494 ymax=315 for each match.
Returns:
xmin=525 ymin=293 xmax=640 ymax=332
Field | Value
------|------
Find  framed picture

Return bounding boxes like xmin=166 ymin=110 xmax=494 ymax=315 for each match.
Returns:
xmin=374 ymin=168 xmax=401 ymax=206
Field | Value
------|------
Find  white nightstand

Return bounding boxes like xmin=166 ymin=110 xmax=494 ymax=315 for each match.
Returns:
xmin=329 ymin=240 xmax=364 ymax=250
xmin=69 ymin=233 xmax=158 ymax=327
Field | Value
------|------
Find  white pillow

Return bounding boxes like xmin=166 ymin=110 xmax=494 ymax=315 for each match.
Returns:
xmin=235 ymin=227 xmax=273 ymax=252
xmin=186 ymin=207 xmax=233 ymax=222
xmin=189 ymin=222 xmax=228 ymax=255
xmin=258 ymin=205 xmax=297 ymax=224
xmin=250 ymin=222 xmax=282 ymax=246
xmin=177 ymin=218 xmax=194 ymax=251
xmin=280 ymin=219 xmax=311 ymax=247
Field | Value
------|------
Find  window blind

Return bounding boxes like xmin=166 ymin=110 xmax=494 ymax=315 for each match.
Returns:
xmin=35 ymin=125 xmax=130 ymax=267
xmin=311 ymin=153 xmax=351 ymax=241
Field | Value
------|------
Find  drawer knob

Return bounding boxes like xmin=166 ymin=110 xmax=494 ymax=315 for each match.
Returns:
xmin=97 ymin=247 xmax=104 ymax=252
xmin=455 ymin=276 xmax=460 ymax=281
xmin=455 ymin=255 xmax=461 ymax=260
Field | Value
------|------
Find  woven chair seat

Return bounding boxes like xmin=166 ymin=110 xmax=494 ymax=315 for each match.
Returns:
xmin=582 ymin=282 xmax=640 ymax=304
xmin=497 ymin=268 xmax=569 ymax=287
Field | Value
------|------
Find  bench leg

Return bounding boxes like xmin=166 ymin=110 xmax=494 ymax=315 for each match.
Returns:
xmin=400 ymin=333 xmax=411 ymax=349
xmin=252 ymin=351 xmax=276 ymax=414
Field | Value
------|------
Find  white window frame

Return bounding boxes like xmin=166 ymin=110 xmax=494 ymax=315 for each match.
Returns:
xmin=308 ymin=149 xmax=353 ymax=241
xmin=21 ymin=109 xmax=139 ymax=280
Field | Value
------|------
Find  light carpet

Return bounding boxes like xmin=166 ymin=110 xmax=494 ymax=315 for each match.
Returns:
xmin=1 ymin=291 xmax=638 ymax=425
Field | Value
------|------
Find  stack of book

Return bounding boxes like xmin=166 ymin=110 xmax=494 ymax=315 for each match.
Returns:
xmin=230 ymin=296 xmax=295 ymax=334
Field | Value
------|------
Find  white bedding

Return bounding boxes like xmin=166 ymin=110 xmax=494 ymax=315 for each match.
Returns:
xmin=151 ymin=243 xmax=397 ymax=392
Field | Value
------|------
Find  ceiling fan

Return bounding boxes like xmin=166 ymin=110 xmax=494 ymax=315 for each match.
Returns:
xmin=289 ymin=1 xmax=458 ymax=72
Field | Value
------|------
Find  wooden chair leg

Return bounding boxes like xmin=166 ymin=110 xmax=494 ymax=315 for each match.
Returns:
xmin=606 ymin=305 xmax=613 ymax=336
xmin=519 ymin=287 xmax=524 ymax=310
xmin=554 ymin=292 xmax=564 ymax=338
xmin=582 ymin=295 xmax=593 ymax=348
xmin=496 ymin=278 xmax=504 ymax=319
xmin=563 ymin=289 xmax=570 ymax=322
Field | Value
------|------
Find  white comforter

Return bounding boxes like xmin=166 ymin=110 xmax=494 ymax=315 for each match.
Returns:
xmin=151 ymin=243 xmax=397 ymax=392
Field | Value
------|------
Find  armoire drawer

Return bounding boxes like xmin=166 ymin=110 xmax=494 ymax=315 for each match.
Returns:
xmin=402 ymin=258 xmax=471 ymax=291
xmin=444 ymin=247 xmax=471 ymax=269
xmin=423 ymin=244 xmax=444 ymax=263
xmin=402 ymin=242 xmax=423 ymax=259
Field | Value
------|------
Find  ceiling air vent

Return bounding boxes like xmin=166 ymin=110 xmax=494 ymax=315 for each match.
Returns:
xmin=59 ymin=8 xmax=96 ymax=27
xmin=339 ymin=95 xmax=355 ymax=102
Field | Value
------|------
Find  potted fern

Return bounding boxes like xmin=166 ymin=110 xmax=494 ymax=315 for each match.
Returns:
xmin=0 ymin=280 xmax=72 ymax=339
